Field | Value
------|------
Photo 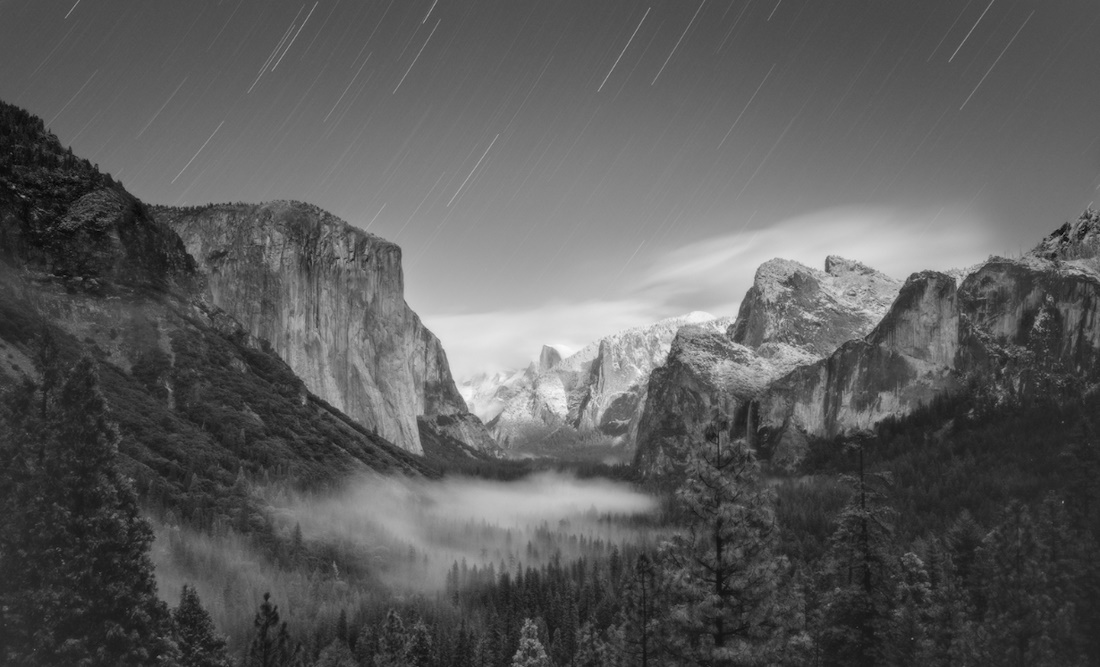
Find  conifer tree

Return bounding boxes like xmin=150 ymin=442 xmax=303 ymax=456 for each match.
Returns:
xmin=817 ymin=440 xmax=898 ymax=667
xmin=511 ymin=618 xmax=551 ymax=667
xmin=661 ymin=418 xmax=789 ymax=665
xmin=314 ymin=638 xmax=356 ymax=667
xmin=617 ymin=552 xmax=667 ymax=667
xmin=405 ymin=619 xmax=434 ymax=667
xmin=374 ymin=609 xmax=407 ymax=667
xmin=0 ymin=358 xmax=174 ymax=666
xmin=174 ymin=584 xmax=231 ymax=667
xmin=967 ymin=501 xmax=1085 ymax=667
xmin=246 ymin=592 xmax=298 ymax=667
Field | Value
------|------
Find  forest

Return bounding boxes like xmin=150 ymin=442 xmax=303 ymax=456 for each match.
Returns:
xmin=2 ymin=345 xmax=1098 ymax=667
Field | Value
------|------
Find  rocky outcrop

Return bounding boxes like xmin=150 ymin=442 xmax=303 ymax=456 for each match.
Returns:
xmin=157 ymin=201 xmax=489 ymax=455
xmin=635 ymin=257 xmax=901 ymax=474
xmin=464 ymin=312 xmax=725 ymax=448
xmin=755 ymin=272 xmax=961 ymax=467
xmin=752 ymin=211 xmax=1100 ymax=465
xmin=0 ymin=98 xmax=430 ymax=515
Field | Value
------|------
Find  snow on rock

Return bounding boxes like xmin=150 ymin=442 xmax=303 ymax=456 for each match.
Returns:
xmin=461 ymin=312 xmax=730 ymax=448
xmin=636 ymin=257 xmax=901 ymax=475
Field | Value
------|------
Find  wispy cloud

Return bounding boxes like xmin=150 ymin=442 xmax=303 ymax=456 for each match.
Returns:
xmin=428 ymin=204 xmax=997 ymax=378
xmin=429 ymin=298 xmax=660 ymax=377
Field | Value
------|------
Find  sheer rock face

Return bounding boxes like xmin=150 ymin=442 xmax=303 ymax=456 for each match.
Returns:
xmin=635 ymin=257 xmax=901 ymax=474
xmin=159 ymin=201 xmax=488 ymax=455
xmin=751 ymin=213 xmax=1100 ymax=467
xmin=465 ymin=313 xmax=724 ymax=448
xmin=756 ymin=272 xmax=961 ymax=467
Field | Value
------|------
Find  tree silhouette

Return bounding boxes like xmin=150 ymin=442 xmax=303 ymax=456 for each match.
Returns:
xmin=173 ymin=584 xmax=231 ymax=667
xmin=0 ymin=357 xmax=174 ymax=666
xmin=661 ymin=417 xmax=790 ymax=665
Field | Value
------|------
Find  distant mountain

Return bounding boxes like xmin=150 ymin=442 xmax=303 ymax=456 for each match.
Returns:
xmin=634 ymin=256 xmax=901 ymax=472
xmin=154 ymin=201 xmax=495 ymax=456
xmin=460 ymin=312 xmax=730 ymax=449
xmin=757 ymin=211 xmax=1100 ymax=464
xmin=636 ymin=210 xmax=1100 ymax=477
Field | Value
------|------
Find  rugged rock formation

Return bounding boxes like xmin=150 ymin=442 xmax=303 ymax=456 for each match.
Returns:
xmin=463 ymin=312 xmax=726 ymax=448
xmin=634 ymin=257 xmax=901 ymax=473
xmin=157 ymin=201 xmax=492 ymax=455
xmin=0 ymin=100 xmax=430 ymax=517
xmin=751 ymin=210 xmax=1100 ymax=467
xmin=756 ymin=271 xmax=961 ymax=467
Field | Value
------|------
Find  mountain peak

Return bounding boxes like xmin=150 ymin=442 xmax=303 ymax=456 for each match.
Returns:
xmin=1030 ymin=208 xmax=1100 ymax=263
xmin=537 ymin=345 xmax=563 ymax=373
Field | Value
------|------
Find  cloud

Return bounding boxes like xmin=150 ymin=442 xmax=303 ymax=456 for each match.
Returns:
xmin=427 ymin=204 xmax=998 ymax=378
xmin=269 ymin=471 xmax=659 ymax=588
xmin=426 ymin=298 xmax=665 ymax=378
xmin=637 ymin=204 xmax=997 ymax=315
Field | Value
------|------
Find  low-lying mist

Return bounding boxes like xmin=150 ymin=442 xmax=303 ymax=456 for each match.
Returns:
xmin=151 ymin=471 xmax=663 ymax=648
xmin=263 ymin=471 xmax=661 ymax=587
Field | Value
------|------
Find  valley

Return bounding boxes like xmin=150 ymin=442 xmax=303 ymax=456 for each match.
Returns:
xmin=3 ymin=42 xmax=1100 ymax=664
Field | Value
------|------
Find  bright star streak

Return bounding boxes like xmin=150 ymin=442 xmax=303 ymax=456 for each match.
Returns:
xmin=172 ymin=120 xmax=225 ymax=184
xmin=364 ymin=203 xmax=386 ymax=231
xmin=767 ymin=0 xmax=783 ymax=21
xmin=447 ymin=134 xmax=499 ymax=207
xmin=652 ymin=0 xmax=704 ymax=85
xmin=323 ymin=53 xmax=371 ymax=122
xmin=598 ymin=7 xmax=650 ymax=93
xmin=137 ymin=77 xmax=187 ymax=138
xmin=949 ymin=0 xmax=995 ymax=63
xmin=394 ymin=19 xmax=440 ymax=94
xmin=273 ymin=2 xmax=318 ymax=70
xmin=423 ymin=0 xmax=438 ymax=24
xmin=46 ymin=69 xmax=97 ymax=127
xmin=718 ymin=62 xmax=775 ymax=149
xmin=960 ymin=11 xmax=1034 ymax=110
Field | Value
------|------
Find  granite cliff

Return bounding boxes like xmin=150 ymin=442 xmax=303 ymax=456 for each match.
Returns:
xmin=634 ymin=256 xmax=901 ymax=473
xmin=461 ymin=312 xmax=727 ymax=449
xmin=637 ymin=210 xmax=1100 ymax=476
xmin=0 ymin=101 xmax=430 ymax=519
xmin=155 ymin=201 xmax=494 ymax=455
xmin=755 ymin=212 xmax=1100 ymax=462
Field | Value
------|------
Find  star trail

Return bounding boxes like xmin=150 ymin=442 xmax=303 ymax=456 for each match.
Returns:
xmin=2 ymin=0 xmax=1099 ymax=374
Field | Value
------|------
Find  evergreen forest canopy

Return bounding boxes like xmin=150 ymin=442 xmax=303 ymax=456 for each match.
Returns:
xmin=2 ymin=350 xmax=1099 ymax=666
xmin=1 ymin=99 xmax=1099 ymax=666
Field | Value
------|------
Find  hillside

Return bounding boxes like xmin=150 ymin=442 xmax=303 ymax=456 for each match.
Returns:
xmin=0 ymin=100 xmax=434 ymax=524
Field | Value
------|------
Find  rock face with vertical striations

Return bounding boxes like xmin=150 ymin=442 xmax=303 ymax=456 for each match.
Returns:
xmin=460 ymin=313 xmax=726 ymax=449
xmin=634 ymin=257 xmax=902 ymax=474
xmin=0 ymin=99 xmax=431 ymax=524
xmin=157 ymin=200 xmax=493 ymax=455
xmin=754 ymin=212 xmax=1100 ymax=464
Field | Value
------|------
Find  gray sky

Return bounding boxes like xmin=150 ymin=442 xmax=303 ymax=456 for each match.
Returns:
xmin=3 ymin=0 xmax=1099 ymax=376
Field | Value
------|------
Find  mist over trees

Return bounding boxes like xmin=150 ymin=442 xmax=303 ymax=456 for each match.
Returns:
xmin=2 ymin=340 xmax=1099 ymax=666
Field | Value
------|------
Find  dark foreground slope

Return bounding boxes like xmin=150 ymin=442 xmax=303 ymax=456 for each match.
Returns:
xmin=0 ymin=101 xmax=430 ymax=522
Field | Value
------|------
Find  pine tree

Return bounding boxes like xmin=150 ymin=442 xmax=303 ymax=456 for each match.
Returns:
xmin=246 ymin=592 xmax=298 ymax=667
xmin=0 ymin=358 xmax=174 ymax=666
xmin=817 ymin=440 xmax=898 ymax=667
xmin=374 ymin=609 xmax=407 ymax=667
xmin=314 ymin=638 xmax=357 ymax=667
xmin=967 ymin=501 xmax=1085 ymax=667
xmin=884 ymin=552 xmax=934 ymax=667
xmin=174 ymin=584 xmax=231 ymax=667
xmin=511 ymin=618 xmax=551 ymax=667
xmin=660 ymin=419 xmax=789 ymax=665
xmin=617 ymin=552 xmax=667 ymax=667
xmin=405 ymin=619 xmax=434 ymax=667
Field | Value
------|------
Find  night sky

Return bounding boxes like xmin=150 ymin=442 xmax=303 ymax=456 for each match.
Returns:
xmin=3 ymin=0 xmax=1100 ymax=376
